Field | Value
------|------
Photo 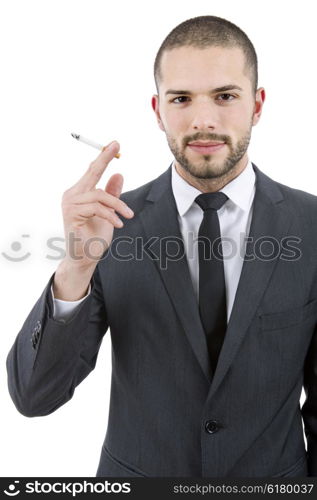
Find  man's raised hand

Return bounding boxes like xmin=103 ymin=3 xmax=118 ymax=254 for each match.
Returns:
xmin=61 ymin=140 xmax=134 ymax=268
xmin=53 ymin=140 xmax=134 ymax=300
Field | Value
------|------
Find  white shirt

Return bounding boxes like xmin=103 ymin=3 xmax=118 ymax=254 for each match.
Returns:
xmin=171 ymin=159 xmax=255 ymax=321
xmin=52 ymin=160 xmax=256 ymax=322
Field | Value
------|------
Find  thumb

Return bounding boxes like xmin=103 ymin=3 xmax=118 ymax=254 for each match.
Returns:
xmin=105 ymin=173 xmax=124 ymax=198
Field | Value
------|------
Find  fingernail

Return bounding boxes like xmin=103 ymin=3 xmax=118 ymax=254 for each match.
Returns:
xmin=102 ymin=141 xmax=116 ymax=152
xmin=125 ymin=207 xmax=134 ymax=216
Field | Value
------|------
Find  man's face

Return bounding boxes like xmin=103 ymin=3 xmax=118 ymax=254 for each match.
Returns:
xmin=152 ymin=46 xmax=265 ymax=180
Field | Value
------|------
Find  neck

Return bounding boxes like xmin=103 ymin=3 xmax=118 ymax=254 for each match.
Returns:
xmin=174 ymin=155 xmax=249 ymax=193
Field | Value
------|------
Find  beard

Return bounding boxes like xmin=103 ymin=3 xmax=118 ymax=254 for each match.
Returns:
xmin=165 ymin=124 xmax=252 ymax=180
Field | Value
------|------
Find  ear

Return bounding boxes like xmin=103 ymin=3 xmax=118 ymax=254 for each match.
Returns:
xmin=151 ymin=94 xmax=165 ymax=132
xmin=252 ymin=87 xmax=266 ymax=126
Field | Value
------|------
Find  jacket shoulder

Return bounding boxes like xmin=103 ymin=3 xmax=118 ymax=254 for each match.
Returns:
xmin=118 ymin=167 xmax=170 ymax=211
xmin=254 ymin=164 xmax=317 ymax=215
xmin=118 ymin=179 xmax=154 ymax=214
xmin=276 ymin=180 xmax=317 ymax=215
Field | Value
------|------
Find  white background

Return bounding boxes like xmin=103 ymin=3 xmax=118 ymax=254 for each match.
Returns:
xmin=1 ymin=0 xmax=316 ymax=477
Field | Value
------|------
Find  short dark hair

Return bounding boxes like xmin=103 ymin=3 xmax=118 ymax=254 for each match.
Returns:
xmin=154 ymin=15 xmax=258 ymax=96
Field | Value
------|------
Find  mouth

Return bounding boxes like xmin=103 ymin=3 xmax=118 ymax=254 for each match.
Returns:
xmin=187 ymin=141 xmax=225 ymax=154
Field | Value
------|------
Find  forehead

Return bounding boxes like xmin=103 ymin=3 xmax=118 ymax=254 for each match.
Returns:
xmin=159 ymin=46 xmax=248 ymax=90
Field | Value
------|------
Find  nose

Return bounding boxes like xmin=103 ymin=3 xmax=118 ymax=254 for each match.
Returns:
xmin=191 ymin=100 xmax=219 ymax=130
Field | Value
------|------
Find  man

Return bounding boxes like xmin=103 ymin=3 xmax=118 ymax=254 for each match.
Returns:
xmin=6 ymin=15 xmax=317 ymax=477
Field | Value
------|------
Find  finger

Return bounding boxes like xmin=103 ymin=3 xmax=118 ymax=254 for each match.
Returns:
xmin=73 ymin=141 xmax=120 ymax=194
xmin=71 ymin=202 xmax=124 ymax=228
xmin=71 ymin=189 xmax=134 ymax=218
xmin=105 ymin=173 xmax=124 ymax=198
xmin=102 ymin=146 xmax=121 ymax=159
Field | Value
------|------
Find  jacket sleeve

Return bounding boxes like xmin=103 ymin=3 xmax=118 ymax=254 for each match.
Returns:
xmin=51 ymin=283 xmax=92 ymax=321
xmin=302 ymin=323 xmax=317 ymax=476
xmin=6 ymin=263 xmax=108 ymax=417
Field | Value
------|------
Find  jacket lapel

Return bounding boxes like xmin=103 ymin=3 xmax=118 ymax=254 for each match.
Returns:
xmin=139 ymin=165 xmax=213 ymax=384
xmin=207 ymin=164 xmax=294 ymax=398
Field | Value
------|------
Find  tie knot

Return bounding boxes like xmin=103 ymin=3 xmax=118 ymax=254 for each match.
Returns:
xmin=195 ymin=192 xmax=228 ymax=212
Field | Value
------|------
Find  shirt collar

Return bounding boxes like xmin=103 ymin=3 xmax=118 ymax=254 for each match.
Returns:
xmin=171 ymin=158 xmax=256 ymax=216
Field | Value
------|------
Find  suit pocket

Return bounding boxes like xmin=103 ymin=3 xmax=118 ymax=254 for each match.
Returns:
xmin=96 ymin=444 xmax=147 ymax=477
xmin=259 ymin=298 xmax=317 ymax=331
xmin=272 ymin=454 xmax=307 ymax=477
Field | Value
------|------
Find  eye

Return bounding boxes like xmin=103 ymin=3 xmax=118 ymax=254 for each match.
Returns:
xmin=171 ymin=96 xmax=190 ymax=104
xmin=216 ymin=93 xmax=236 ymax=102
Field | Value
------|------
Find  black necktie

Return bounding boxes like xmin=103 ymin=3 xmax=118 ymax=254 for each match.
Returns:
xmin=195 ymin=192 xmax=229 ymax=373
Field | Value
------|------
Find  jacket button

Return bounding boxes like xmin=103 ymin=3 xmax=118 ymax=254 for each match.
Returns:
xmin=205 ymin=420 xmax=221 ymax=434
xmin=34 ymin=321 xmax=41 ymax=333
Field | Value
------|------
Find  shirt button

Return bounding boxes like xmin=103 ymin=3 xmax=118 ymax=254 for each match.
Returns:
xmin=205 ymin=420 xmax=222 ymax=434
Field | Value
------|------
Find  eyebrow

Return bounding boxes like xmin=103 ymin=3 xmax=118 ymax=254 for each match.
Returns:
xmin=165 ymin=85 xmax=243 ymax=96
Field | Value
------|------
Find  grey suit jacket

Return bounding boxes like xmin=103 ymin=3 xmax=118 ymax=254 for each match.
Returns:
xmin=6 ymin=163 xmax=317 ymax=477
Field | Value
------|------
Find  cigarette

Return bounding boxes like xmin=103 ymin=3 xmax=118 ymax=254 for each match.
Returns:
xmin=71 ymin=133 xmax=120 ymax=158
